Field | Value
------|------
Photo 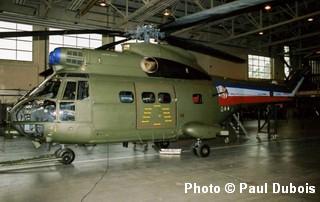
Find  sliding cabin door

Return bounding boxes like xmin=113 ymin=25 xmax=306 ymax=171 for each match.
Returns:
xmin=135 ymin=82 xmax=176 ymax=129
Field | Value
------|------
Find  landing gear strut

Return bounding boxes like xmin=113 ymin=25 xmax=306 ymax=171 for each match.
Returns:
xmin=192 ymin=139 xmax=210 ymax=157
xmin=55 ymin=148 xmax=75 ymax=165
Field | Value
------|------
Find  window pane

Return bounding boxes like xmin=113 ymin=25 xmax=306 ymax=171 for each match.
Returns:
xmin=77 ymin=81 xmax=89 ymax=100
xmin=0 ymin=39 xmax=16 ymax=49
xmin=90 ymin=39 xmax=102 ymax=48
xmin=17 ymin=41 xmax=32 ymax=51
xmin=142 ymin=92 xmax=155 ymax=103
xmin=90 ymin=34 xmax=102 ymax=40
xmin=0 ymin=21 xmax=33 ymax=61
xmin=60 ymin=102 xmax=75 ymax=121
xmin=0 ymin=21 xmax=16 ymax=29
xmin=49 ymin=27 xmax=102 ymax=51
xmin=17 ymin=51 xmax=32 ymax=61
xmin=248 ymin=54 xmax=272 ymax=79
xmin=0 ymin=49 xmax=16 ymax=60
xmin=77 ymin=34 xmax=90 ymax=39
xmin=77 ymin=38 xmax=89 ymax=47
xmin=158 ymin=93 xmax=171 ymax=103
xmin=50 ymin=35 xmax=63 ymax=44
xmin=192 ymin=94 xmax=203 ymax=104
xmin=49 ymin=44 xmax=61 ymax=53
xmin=0 ymin=28 xmax=11 ymax=32
xmin=119 ymin=91 xmax=134 ymax=103
xmin=17 ymin=23 xmax=32 ymax=31
xmin=64 ymin=36 xmax=77 ymax=46
xmin=63 ymin=82 xmax=77 ymax=100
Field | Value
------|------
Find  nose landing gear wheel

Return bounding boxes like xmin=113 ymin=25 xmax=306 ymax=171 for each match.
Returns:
xmin=58 ymin=148 xmax=75 ymax=165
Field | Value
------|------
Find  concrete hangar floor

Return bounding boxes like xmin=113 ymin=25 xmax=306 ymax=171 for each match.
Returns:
xmin=0 ymin=119 xmax=320 ymax=202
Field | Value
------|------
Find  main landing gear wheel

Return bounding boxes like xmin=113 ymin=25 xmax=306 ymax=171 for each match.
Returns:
xmin=56 ymin=148 xmax=75 ymax=165
xmin=193 ymin=140 xmax=210 ymax=157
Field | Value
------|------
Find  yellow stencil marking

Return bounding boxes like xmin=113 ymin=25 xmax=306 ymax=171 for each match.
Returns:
xmin=141 ymin=120 xmax=150 ymax=123
xmin=161 ymin=108 xmax=170 ymax=111
xmin=153 ymin=123 xmax=161 ymax=126
xmin=153 ymin=105 xmax=161 ymax=107
xmin=143 ymin=116 xmax=151 ymax=119
xmin=164 ymin=116 xmax=172 ymax=119
xmin=144 ymin=108 xmax=152 ymax=111
xmin=163 ymin=111 xmax=171 ymax=115
xmin=164 ymin=120 xmax=172 ymax=123
xmin=144 ymin=112 xmax=151 ymax=115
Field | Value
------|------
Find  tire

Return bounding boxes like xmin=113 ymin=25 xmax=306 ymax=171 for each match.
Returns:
xmin=197 ymin=144 xmax=210 ymax=157
xmin=60 ymin=148 xmax=75 ymax=165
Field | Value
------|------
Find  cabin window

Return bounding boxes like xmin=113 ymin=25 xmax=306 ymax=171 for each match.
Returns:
xmin=34 ymin=79 xmax=61 ymax=98
xmin=59 ymin=102 xmax=75 ymax=121
xmin=192 ymin=94 xmax=203 ymax=104
xmin=142 ymin=92 xmax=155 ymax=103
xmin=119 ymin=91 xmax=134 ymax=103
xmin=158 ymin=93 xmax=171 ymax=103
xmin=63 ymin=81 xmax=77 ymax=100
xmin=77 ymin=81 xmax=89 ymax=100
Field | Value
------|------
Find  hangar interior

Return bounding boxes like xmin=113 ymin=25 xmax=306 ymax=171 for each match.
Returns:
xmin=0 ymin=0 xmax=320 ymax=201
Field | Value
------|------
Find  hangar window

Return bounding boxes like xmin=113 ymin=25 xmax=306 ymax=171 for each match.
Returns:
xmin=248 ymin=54 xmax=272 ymax=79
xmin=142 ymin=92 xmax=155 ymax=103
xmin=119 ymin=91 xmax=134 ymax=103
xmin=192 ymin=94 xmax=203 ymax=104
xmin=49 ymin=28 xmax=102 ymax=52
xmin=0 ymin=21 xmax=33 ymax=61
xmin=158 ymin=93 xmax=171 ymax=103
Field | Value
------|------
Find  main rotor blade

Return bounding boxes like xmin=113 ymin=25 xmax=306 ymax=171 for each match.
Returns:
xmin=159 ymin=0 xmax=277 ymax=33
xmin=0 ymin=29 xmax=125 ymax=38
xmin=165 ymin=36 xmax=246 ymax=63
xmin=95 ymin=38 xmax=131 ymax=50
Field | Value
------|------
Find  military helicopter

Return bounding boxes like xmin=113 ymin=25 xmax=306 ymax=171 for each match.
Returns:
xmin=2 ymin=0 xmax=304 ymax=164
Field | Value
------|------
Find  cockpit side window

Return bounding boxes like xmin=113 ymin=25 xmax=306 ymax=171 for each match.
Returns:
xmin=77 ymin=81 xmax=89 ymax=100
xmin=63 ymin=81 xmax=77 ymax=100
xmin=35 ymin=79 xmax=61 ymax=98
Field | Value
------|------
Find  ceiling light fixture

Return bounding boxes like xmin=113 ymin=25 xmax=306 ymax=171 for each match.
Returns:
xmin=307 ymin=18 xmax=314 ymax=22
xmin=163 ymin=9 xmax=171 ymax=16
xmin=99 ymin=0 xmax=107 ymax=7
xmin=264 ymin=5 xmax=271 ymax=11
xmin=259 ymin=31 xmax=264 ymax=35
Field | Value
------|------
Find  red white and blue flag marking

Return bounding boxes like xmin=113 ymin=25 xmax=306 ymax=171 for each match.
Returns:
xmin=215 ymin=77 xmax=304 ymax=106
